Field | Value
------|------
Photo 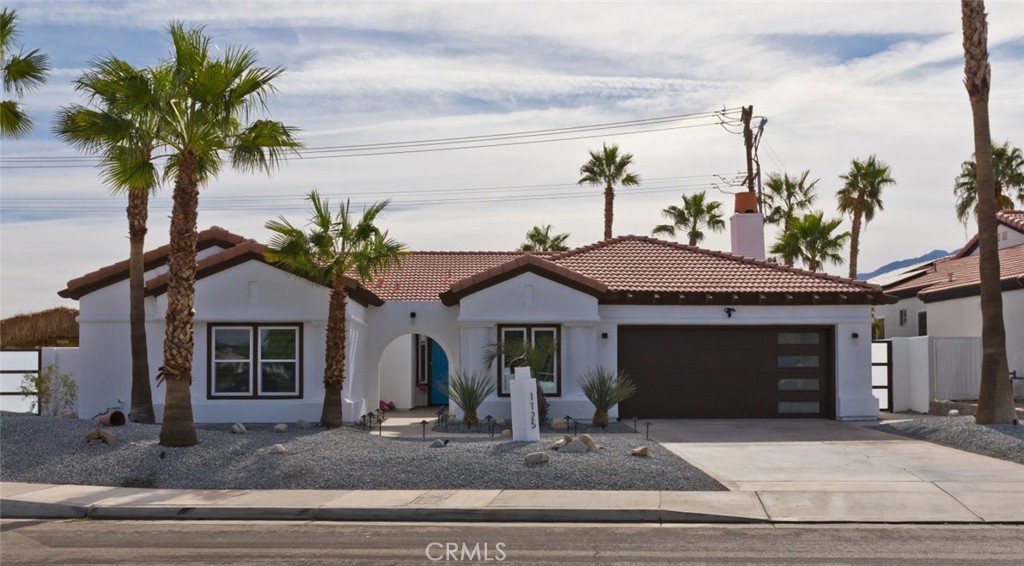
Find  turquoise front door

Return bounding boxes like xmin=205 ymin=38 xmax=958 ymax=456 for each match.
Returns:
xmin=429 ymin=339 xmax=449 ymax=405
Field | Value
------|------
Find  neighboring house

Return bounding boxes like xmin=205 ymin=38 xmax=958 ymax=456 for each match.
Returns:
xmin=876 ymin=211 xmax=1024 ymax=376
xmin=58 ymin=200 xmax=894 ymax=424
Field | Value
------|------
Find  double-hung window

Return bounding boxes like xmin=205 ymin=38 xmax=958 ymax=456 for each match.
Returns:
xmin=496 ymin=325 xmax=560 ymax=397
xmin=209 ymin=324 xmax=302 ymax=399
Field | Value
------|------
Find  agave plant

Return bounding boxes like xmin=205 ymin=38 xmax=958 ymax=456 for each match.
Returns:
xmin=441 ymin=370 xmax=496 ymax=426
xmin=577 ymin=367 xmax=637 ymax=427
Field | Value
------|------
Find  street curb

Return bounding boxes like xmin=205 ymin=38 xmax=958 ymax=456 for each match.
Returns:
xmin=0 ymin=499 xmax=764 ymax=523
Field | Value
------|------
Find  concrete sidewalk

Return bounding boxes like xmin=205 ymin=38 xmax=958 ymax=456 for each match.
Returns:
xmin=3 ymin=480 xmax=1023 ymax=523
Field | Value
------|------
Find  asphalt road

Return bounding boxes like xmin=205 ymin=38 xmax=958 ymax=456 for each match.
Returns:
xmin=3 ymin=520 xmax=1023 ymax=565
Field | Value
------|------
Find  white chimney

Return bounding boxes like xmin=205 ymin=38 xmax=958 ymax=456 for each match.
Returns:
xmin=730 ymin=192 xmax=766 ymax=260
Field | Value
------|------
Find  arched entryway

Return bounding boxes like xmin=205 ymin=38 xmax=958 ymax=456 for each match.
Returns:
xmin=377 ymin=332 xmax=453 ymax=410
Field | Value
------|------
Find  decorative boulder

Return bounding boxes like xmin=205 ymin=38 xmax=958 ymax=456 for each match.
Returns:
xmin=562 ymin=434 xmax=572 ymax=443
xmin=494 ymin=419 xmax=505 ymax=427
xmin=61 ymin=411 xmax=78 ymax=419
xmin=631 ymin=445 xmax=650 ymax=457
xmin=579 ymin=434 xmax=599 ymax=452
xmin=524 ymin=452 xmax=550 ymax=465
xmin=272 ymin=444 xmax=286 ymax=454
xmin=84 ymin=428 xmax=116 ymax=446
xmin=296 ymin=420 xmax=311 ymax=429
xmin=230 ymin=423 xmax=247 ymax=435
xmin=559 ymin=440 xmax=588 ymax=453
xmin=274 ymin=423 xmax=288 ymax=433
xmin=550 ymin=439 xmax=568 ymax=450
xmin=550 ymin=419 xmax=567 ymax=430
xmin=500 ymin=429 xmax=512 ymax=438
xmin=429 ymin=439 xmax=446 ymax=448
xmin=948 ymin=409 xmax=960 ymax=417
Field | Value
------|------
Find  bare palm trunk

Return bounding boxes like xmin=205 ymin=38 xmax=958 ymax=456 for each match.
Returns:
xmin=127 ymin=188 xmax=155 ymax=424
xmin=603 ymin=182 xmax=614 ymax=240
xmin=159 ymin=150 xmax=200 ymax=446
xmin=321 ymin=274 xmax=348 ymax=427
xmin=963 ymin=0 xmax=1016 ymax=424
xmin=847 ymin=201 xmax=863 ymax=279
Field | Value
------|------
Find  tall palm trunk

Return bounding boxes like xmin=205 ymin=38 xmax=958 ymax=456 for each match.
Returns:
xmin=159 ymin=150 xmax=200 ymax=446
xmin=963 ymin=0 xmax=1016 ymax=424
xmin=847 ymin=199 xmax=863 ymax=279
xmin=321 ymin=273 xmax=348 ymax=427
xmin=603 ymin=182 xmax=614 ymax=240
xmin=127 ymin=187 xmax=155 ymax=424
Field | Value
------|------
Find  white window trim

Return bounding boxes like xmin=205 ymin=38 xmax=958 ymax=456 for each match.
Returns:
xmin=209 ymin=324 xmax=302 ymax=399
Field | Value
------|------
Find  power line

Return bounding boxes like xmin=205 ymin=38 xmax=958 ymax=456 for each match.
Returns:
xmin=0 ymin=107 xmax=743 ymax=169
xmin=2 ymin=174 xmax=740 ymax=214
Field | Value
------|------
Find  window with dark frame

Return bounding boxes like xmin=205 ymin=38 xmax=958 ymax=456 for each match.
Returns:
xmin=496 ymin=325 xmax=560 ymax=397
xmin=209 ymin=324 xmax=302 ymax=399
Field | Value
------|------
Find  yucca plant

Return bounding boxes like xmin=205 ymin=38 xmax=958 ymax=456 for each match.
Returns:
xmin=441 ymin=370 xmax=496 ymax=426
xmin=578 ymin=367 xmax=637 ymax=427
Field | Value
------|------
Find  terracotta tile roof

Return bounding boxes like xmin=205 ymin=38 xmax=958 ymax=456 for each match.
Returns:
xmin=439 ymin=254 xmax=609 ymax=306
xmin=62 ymin=229 xmax=893 ymax=306
xmin=549 ymin=236 xmax=889 ymax=303
xmin=953 ymin=210 xmax=1024 ymax=258
xmin=145 ymin=240 xmax=384 ymax=307
xmin=58 ymin=226 xmax=247 ymax=300
xmin=892 ymin=244 xmax=1024 ymax=303
xmin=366 ymin=251 xmax=533 ymax=301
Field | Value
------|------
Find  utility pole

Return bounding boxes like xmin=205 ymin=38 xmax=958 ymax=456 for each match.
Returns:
xmin=741 ymin=106 xmax=755 ymax=193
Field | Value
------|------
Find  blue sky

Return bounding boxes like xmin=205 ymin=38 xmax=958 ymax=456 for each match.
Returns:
xmin=1 ymin=1 xmax=1023 ymax=317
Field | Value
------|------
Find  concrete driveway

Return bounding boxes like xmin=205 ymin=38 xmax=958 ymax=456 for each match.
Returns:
xmin=651 ymin=419 xmax=1024 ymax=522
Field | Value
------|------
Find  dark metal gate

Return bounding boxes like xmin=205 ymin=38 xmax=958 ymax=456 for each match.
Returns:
xmin=871 ymin=340 xmax=893 ymax=412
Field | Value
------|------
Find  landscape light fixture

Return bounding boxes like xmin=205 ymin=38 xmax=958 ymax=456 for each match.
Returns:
xmin=420 ymin=419 xmax=428 ymax=439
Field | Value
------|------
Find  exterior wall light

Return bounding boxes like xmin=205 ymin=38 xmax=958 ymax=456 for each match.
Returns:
xmin=724 ymin=307 xmax=736 ymax=318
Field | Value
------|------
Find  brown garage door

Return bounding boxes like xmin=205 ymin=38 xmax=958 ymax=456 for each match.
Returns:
xmin=617 ymin=326 xmax=833 ymax=419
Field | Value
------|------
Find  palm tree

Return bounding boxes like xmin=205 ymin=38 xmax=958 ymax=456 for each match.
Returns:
xmin=482 ymin=336 xmax=558 ymax=424
xmin=577 ymin=143 xmax=641 ymax=240
xmin=519 ymin=224 xmax=570 ymax=252
xmin=769 ymin=212 xmax=848 ymax=272
xmin=763 ymin=170 xmax=818 ymax=228
xmin=651 ymin=191 xmax=725 ymax=246
xmin=54 ymin=59 xmax=168 ymax=424
xmin=961 ymin=0 xmax=1015 ymax=424
xmin=156 ymin=23 xmax=301 ymax=446
xmin=836 ymin=155 xmax=895 ymax=279
xmin=265 ymin=191 xmax=407 ymax=427
xmin=1 ymin=8 xmax=50 ymax=138
xmin=953 ymin=141 xmax=1024 ymax=224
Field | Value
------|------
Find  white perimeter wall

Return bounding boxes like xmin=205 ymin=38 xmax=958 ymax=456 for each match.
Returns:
xmin=928 ymin=288 xmax=1024 ymax=396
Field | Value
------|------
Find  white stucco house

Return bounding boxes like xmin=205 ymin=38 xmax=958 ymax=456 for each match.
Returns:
xmin=58 ymin=198 xmax=895 ymax=424
xmin=875 ymin=210 xmax=1024 ymax=379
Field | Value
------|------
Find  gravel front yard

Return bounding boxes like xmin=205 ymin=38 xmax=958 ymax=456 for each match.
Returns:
xmin=872 ymin=415 xmax=1024 ymax=465
xmin=0 ymin=412 xmax=725 ymax=491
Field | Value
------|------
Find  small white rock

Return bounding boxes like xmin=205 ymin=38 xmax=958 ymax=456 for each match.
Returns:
xmin=274 ymin=423 xmax=288 ymax=432
xmin=494 ymin=419 xmax=505 ymax=427
xmin=500 ymin=429 xmax=512 ymax=438
xmin=631 ymin=445 xmax=650 ymax=457
xmin=272 ymin=444 xmax=286 ymax=454
xmin=550 ymin=419 xmax=567 ymax=430
xmin=429 ymin=439 xmax=446 ymax=448
xmin=550 ymin=439 xmax=567 ymax=450
xmin=948 ymin=409 xmax=960 ymax=417
xmin=579 ymin=434 xmax=599 ymax=452
xmin=296 ymin=420 xmax=311 ymax=429
xmin=230 ymin=423 xmax=247 ymax=435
